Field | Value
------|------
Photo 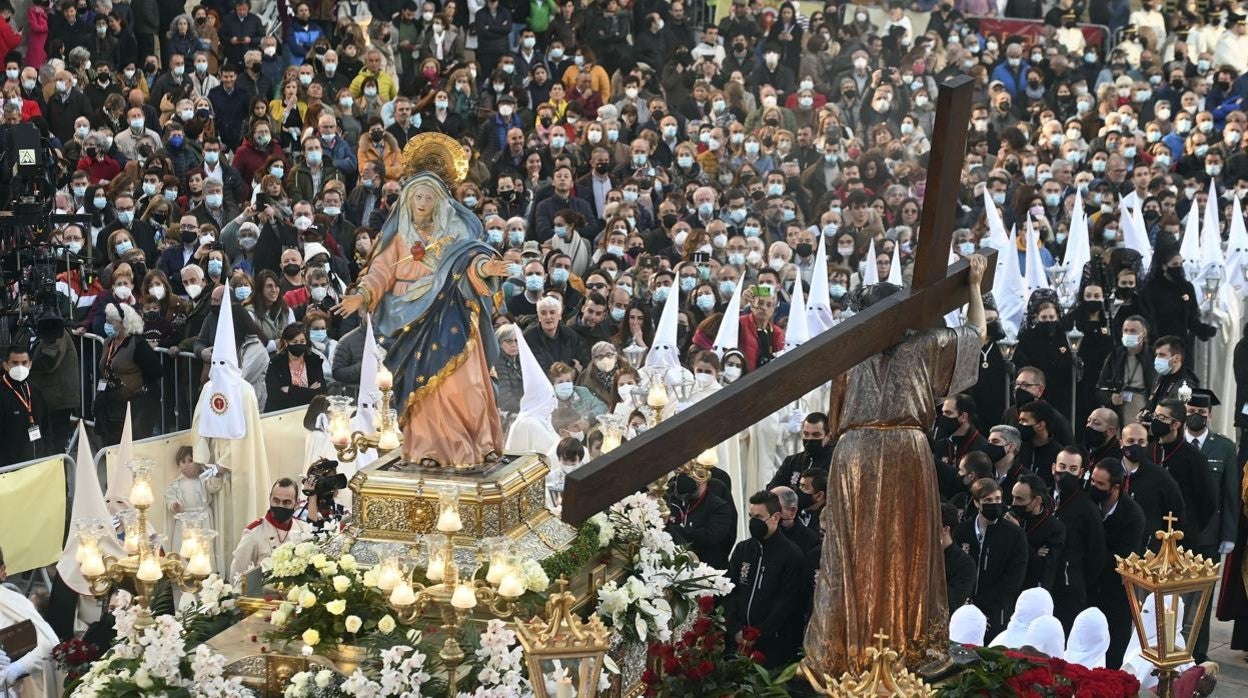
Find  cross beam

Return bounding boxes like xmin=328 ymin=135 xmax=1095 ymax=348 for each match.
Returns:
xmin=560 ymin=75 xmax=989 ymax=524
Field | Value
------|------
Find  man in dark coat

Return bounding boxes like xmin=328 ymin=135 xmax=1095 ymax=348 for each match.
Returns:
xmin=725 ymin=491 xmax=804 ymax=670
xmin=1150 ymin=399 xmax=1215 ymax=542
xmin=1088 ymin=458 xmax=1145 ymax=668
xmin=767 ymin=412 xmax=833 ymax=489
xmin=218 ymin=0 xmax=264 ymax=68
xmin=1007 ymin=473 xmax=1067 ymax=591
xmin=954 ymin=478 xmax=1029 ymax=638
xmin=1120 ymin=421 xmax=1186 ymax=548
xmin=665 ymin=472 xmax=735 ymax=570
xmin=1049 ymin=447 xmax=1107 ymax=631
xmin=0 ymin=344 xmax=52 ymax=466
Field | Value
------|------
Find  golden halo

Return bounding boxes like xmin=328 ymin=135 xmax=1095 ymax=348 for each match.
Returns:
xmin=400 ymin=132 xmax=469 ymax=185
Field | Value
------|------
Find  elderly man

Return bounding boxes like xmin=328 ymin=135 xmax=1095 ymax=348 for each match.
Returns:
xmin=523 ymin=296 xmax=589 ymax=374
xmin=738 ymin=285 xmax=785 ymax=371
xmin=348 ymin=48 xmax=397 ymax=101
xmin=45 ymin=69 xmax=94 ymax=143
xmin=230 ymin=478 xmax=313 ymax=579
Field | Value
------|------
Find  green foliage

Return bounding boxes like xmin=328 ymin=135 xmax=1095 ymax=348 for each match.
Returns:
xmin=540 ymin=519 xmax=606 ymax=584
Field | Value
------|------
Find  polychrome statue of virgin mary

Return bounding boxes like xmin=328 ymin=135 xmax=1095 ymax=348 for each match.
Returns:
xmin=335 ymin=133 xmax=509 ymax=467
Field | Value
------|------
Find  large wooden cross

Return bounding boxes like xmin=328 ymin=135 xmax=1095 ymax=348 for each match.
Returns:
xmin=561 ymin=75 xmax=996 ymax=524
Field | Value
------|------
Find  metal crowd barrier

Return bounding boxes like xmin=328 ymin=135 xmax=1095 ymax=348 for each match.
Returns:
xmin=74 ymin=334 xmax=207 ymax=437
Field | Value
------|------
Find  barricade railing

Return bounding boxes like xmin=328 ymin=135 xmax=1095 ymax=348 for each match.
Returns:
xmin=74 ymin=333 xmax=207 ymax=437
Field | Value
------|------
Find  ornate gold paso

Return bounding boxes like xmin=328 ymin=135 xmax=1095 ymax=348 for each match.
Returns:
xmin=401 ymin=132 xmax=469 ymax=185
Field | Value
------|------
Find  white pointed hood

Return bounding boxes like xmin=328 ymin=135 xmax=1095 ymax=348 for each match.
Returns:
xmin=1199 ymin=179 xmax=1226 ymax=281
xmin=784 ymin=276 xmax=809 ymax=350
xmin=1179 ymin=199 xmax=1201 ymax=269
xmin=994 ymin=227 xmax=1027 ymax=328
xmin=712 ymin=272 xmax=746 ymax=357
xmin=514 ymin=325 xmax=556 ymax=423
xmin=806 ymin=238 xmax=834 ymax=334
xmin=1226 ymin=195 xmax=1248 ymax=295
xmin=886 ymin=244 xmax=902 ymax=285
xmin=1120 ymin=197 xmax=1153 ymax=268
xmin=984 ymin=186 xmax=1011 ymax=249
xmin=350 ymin=314 xmax=381 ymax=467
xmin=1024 ymin=219 xmax=1050 ymax=293
xmin=58 ymin=421 xmax=126 ymax=595
xmin=103 ymin=404 xmax=134 ymax=512
xmin=644 ymin=277 xmax=682 ymax=370
xmin=198 ymin=283 xmax=247 ymax=439
xmin=1060 ymin=190 xmax=1091 ymax=299
xmin=863 ymin=238 xmax=880 ymax=285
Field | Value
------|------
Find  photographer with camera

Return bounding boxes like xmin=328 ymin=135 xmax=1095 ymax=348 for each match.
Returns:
xmin=295 ymin=458 xmax=349 ymax=535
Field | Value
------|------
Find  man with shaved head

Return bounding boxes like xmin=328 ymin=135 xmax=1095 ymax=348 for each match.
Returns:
xmin=1118 ymin=422 xmax=1184 ymax=548
xmin=1084 ymin=407 xmax=1122 ymax=462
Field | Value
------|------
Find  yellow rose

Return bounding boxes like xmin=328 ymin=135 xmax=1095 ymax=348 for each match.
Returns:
xmin=362 ymin=568 xmax=379 ymax=587
xmin=299 ymin=590 xmax=317 ymax=608
xmin=344 ymin=615 xmax=362 ymax=634
xmin=302 ymin=629 xmax=320 ymax=646
xmin=325 ymin=599 xmax=347 ymax=616
xmin=332 ymin=575 xmax=351 ymax=593
xmin=339 ymin=554 xmax=358 ymax=572
xmin=311 ymin=554 xmax=328 ymax=568
xmin=377 ymin=615 xmax=396 ymax=634
xmin=287 ymin=586 xmax=302 ymax=602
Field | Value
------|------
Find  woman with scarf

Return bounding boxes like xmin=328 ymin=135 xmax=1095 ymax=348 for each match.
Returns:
xmin=1012 ymin=289 xmax=1076 ymax=423
xmin=1137 ymin=243 xmax=1217 ymax=370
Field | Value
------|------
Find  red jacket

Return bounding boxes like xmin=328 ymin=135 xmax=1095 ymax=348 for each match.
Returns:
xmin=77 ymin=155 xmax=121 ymax=183
xmin=0 ymin=16 xmax=20 ymax=57
xmin=738 ymin=312 xmax=784 ymax=371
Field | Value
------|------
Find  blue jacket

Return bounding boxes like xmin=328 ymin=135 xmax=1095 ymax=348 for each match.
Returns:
xmin=285 ymin=21 xmax=323 ymax=65
xmin=990 ymin=59 xmax=1030 ymax=99
xmin=320 ymin=134 xmax=357 ymax=178
xmin=207 ymin=85 xmax=251 ymax=150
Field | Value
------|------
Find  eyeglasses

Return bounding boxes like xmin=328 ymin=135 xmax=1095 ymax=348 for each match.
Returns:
xmin=1015 ymin=381 xmax=1041 ymax=390
xmin=587 ymin=283 xmax=607 ymax=290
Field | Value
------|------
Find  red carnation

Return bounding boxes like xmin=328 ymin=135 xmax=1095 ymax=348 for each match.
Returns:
xmin=749 ymin=650 xmax=767 ymax=665
xmin=692 ymin=617 xmax=714 ymax=636
xmin=640 ymin=669 xmax=658 ymax=685
xmin=697 ymin=595 xmax=715 ymax=614
xmin=410 ymin=242 xmax=427 ymax=262
xmin=740 ymin=625 xmax=762 ymax=643
xmin=662 ymin=655 xmax=681 ymax=674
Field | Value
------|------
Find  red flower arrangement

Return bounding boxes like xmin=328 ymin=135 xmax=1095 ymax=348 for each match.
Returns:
xmin=943 ymin=646 xmax=1140 ymax=697
xmin=643 ymin=596 xmax=795 ymax=697
xmin=50 ymin=638 xmax=101 ymax=684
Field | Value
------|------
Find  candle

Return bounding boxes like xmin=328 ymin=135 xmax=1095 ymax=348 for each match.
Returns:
xmin=485 ymin=550 xmax=509 ymax=585
xmin=123 ymin=533 xmax=139 ymax=555
xmin=331 ymin=424 xmax=350 ymax=448
xmin=137 ymin=554 xmax=162 ymax=582
xmin=696 ymin=448 xmax=719 ymax=467
xmin=426 ymin=549 xmax=446 ymax=582
xmin=497 ymin=570 xmax=525 ymax=598
xmin=179 ymin=534 xmax=199 ymax=559
xmin=81 ymin=548 xmax=106 ymax=577
xmin=436 ymin=506 xmax=462 ymax=533
xmin=646 ymin=381 xmax=668 ymax=409
xmin=389 ymin=581 xmax=417 ymax=607
xmin=378 ymin=429 xmax=399 ymax=451
xmin=377 ymin=564 xmax=401 ymax=592
xmin=450 ymin=583 xmax=477 ymax=609
xmin=555 ymin=674 xmax=573 ymax=698
xmin=187 ymin=551 xmax=212 ymax=576
xmin=377 ymin=365 xmax=393 ymax=391
xmin=301 ymin=645 xmax=313 ymax=657
xmin=1163 ymin=607 xmax=1177 ymax=652
xmin=601 ymin=430 xmax=621 ymax=453
xmin=129 ymin=479 xmax=154 ymax=508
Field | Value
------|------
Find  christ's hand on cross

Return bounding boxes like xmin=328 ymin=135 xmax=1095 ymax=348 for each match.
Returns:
xmin=967 ymin=254 xmax=986 ymax=287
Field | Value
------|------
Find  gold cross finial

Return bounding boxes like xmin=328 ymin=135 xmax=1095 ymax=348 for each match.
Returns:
xmin=1163 ymin=511 xmax=1178 ymax=532
xmin=872 ymin=630 xmax=890 ymax=652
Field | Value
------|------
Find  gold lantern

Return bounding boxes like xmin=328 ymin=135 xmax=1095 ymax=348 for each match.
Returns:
xmin=1115 ymin=512 xmax=1220 ymax=698
xmin=516 ymin=579 xmax=611 ymax=698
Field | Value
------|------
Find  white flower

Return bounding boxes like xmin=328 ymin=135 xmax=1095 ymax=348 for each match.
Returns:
xmin=325 ymin=599 xmax=347 ymax=616
xmin=315 ymin=669 xmax=334 ymax=688
xmin=310 ymin=554 xmax=328 ymax=569
xmin=339 ymin=554 xmax=358 ymax=572
xmin=362 ymin=567 xmax=379 ymax=587
xmin=344 ymin=615 xmax=362 ymax=634
xmin=302 ymin=629 xmax=320 ymax=646
xmin=294 ymin=541 xmax=316 ymax=556
xmin=270 ymin=609 xmax=288 ymax=627
xmin=332 ymin=575 xmax=352 ymax=593
xmin=132 ymin=668 xmax=153 ymax=689
xmin=298 ymin=590 xmax=317 ymax=608
xmin=319 ymin=562 xmax=339 ymax=577
xmin=520 ymin=559 xmax=549 ymax=593
xmin=377 ymin=615 xmax=396 ymax=634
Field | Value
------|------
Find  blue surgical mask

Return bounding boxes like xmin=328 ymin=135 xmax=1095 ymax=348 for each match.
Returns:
xmin=727 ymin=253 xmax=745 ymax=266
xmin=509 ymin=231 xmax=525 ymax=246
xmin=487 ymin=228 xmax=503 ymax=245
xmin=768 ymin=183 xmax=784 ymax=196
xmin=551 ymin=267 xmax=570 ymax=284
xmin=607 ymin=244 xmax=624 ymax=256
xmin=696 ymin=294 xmax=715 ymax=311
xmin=1044 ymin=193 xmax=1060 ymax=207
xmin=611 ymin=307 xmax=625 ymax=321
xmin=632 ymin=153 xmax=647 ymax=167
xmin=114 ymin=240 xmax=133 ymax=255
xmin=622 ymin=190 xmax=639 ymax=203
xmin=206 ymin=193 xmax=223 ymax=208
xmin=680 ymin=277 xmax=696 ymax=292
xmin=553 ymin=225 xmax=568 ymax=238
xmin=1122 ymin=334 xmax=1140 ymax=349
xmin=507 ymin=262 xmax=522 ymax=278
xmin=463 ymin=195 xmax=478 ymax=208
xmin=103 ymin=323 xmax=118 ymax=338
xmin=207 ymin=259 xmax=223 ymax=276
xmin=718 ymin=280 xmax=736 ymax=296
xmin=618 ymin=284 xmax=632 ymax=297
xmin=782 ymin=209 xmax=796 ymax=222
xmin=117 ymin=211 xmax=134 ymax=226
xmin=744 ymin=225 xmax=760 ymax=237
xmin=830 ymin=283 xmax=847 ymax=298
xmin=1153 ymin=356 xmax=1171 ymax=375
xmin=235 ymin=286 xmax=252 ymax=301
xmin=525 ymin=274 xmax=545 ymax=291
xmin=697 ymin=202 xmax=714 ymax=217
xmin=958 ymin=241 xmax=975 ymax=256
xmin=554 ymin=381 xmax=574 ymax=399
xmin=94 ymin=196 xmax=108 ymax=210
xmin=310 ymin=328 xmax=328 ymax=344
xmin=653 ymin=286 xmax=670 ymax=302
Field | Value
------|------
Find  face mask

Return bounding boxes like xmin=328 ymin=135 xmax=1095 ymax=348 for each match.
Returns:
xmin=829 ymin=283 xmax=847 ymax=298
xmin=231 ymin=285 xmax=252 ymax=302
xmin=91 ymin=196 xmax=107 ymax=210
xmin=118 ymin=209 xmax=136 ymax=226
xmin=113 ymin=284 xmax=133 ymax=301
xmin=1186 ymin=413 xmax=1208 ymax=433
xmin=309 ymin=287 xmax=328 ymax=302
xmin=1149 ymin=418 xmax=1172 ymax=439
xmin=748 ymin=516 xmax=769 ymax=541
xmin=103 ymin=323 xmax=118 ymax=338
xmin=306 ymin=150 xmax=323 ymax=165
xmin=307 ymin=328 xmax=328 ymax=345
xmin=744 ymin=226 xmax=760 ymax=238
xmin=185 ymin=283 xmax=203 ymax=299
xmin=552 ymin=268 xmax=570 ymax=284
xmin=207 ymin=259 xmax=223 ymax=276
xmin=958 ymin=241 xmax=976 ymax=257
xmin=66 ymin=240 xmax=83 ymax=254
xmin=323 ymin=205 xmax=341 ymax=217
xmin=653 ymin=286 xmax=671 ymax=303
xmin=525 ymin=275 xmax=544 ymax=292
xmin=206 ymin=193 xmax=223 ymax=208
xmin=1153 ymin=356 xmax=1172 ymax=375
xmin=693 ymin=293 xmax=714 ymax=311
xmin=979 ymin=502 xmax=1002 ymax=522
xmin=554 ymin=381 xmax=574 ymax=400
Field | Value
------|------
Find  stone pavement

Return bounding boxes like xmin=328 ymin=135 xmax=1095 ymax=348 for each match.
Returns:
xmin=1207 ymin=617 xmax=1248 ymax=694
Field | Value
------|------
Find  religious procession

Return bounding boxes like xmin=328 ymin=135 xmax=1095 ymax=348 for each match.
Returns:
xmin=2 ymin=0 xmax=1248 ymax=693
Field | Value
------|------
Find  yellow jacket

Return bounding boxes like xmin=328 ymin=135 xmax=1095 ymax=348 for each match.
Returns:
xmin=357 ymin=132 xmax=404 ymax=180
xmin=560 ymin=64 xmax=611 ymax=102
xmin=349 ymin=70 xmax=398 ymax=102
xmin=268 ymin=99 xmax=308 ymax=125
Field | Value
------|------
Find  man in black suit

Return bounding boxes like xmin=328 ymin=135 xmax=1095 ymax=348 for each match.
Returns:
xmin=1007 ymin=473 xmax=1066 ymax=591
xmin=1049 ymin=447 xmax=1107 ymax=631
xmin=772 ymin=485 xmax=821 ymax=651
xmin=1149 ymin=399 xmax=1215 ymax=543
xmin=665 ymin=472 xmax=735 ymax=570
xmin=797 ymin=468 xmax=827 ymax=533
xmin=933 ymin=393 xmax=992 ymax=478
xmin=1088 ymin=458 xmax=1145 ymax=669
xmin=953 ymin=478 xmax=1029 ymax=638
xmin=768 ymin=412 xmax=834 ymax=489
xmin=1002 ymin=366 xmax=1076 ymax=444
xmin=1120 ymin=421 xmax=1186 ymax=549
xmin=1084 ymin=406 xmax=1124 ymax=463
xmin=575 ymin=146 xmax=618 ymax=221
xmin=1018 ymin=400 xmax=1067 ymax=488
xmin=942 ymin=502 xmax=976 ymax=612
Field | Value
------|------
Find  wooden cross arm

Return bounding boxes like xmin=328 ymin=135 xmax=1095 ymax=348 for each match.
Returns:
xmin=560 ymin=250 xmax=997 ymax=524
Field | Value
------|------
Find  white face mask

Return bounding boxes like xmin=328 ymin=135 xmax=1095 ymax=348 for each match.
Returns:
xmin=722 ymin=365 xmax=742 ymax=382
xmin=310 ymin=286 xmax=329 ymax=302
xmin=149 ymin=284 xmax=166 ymax=300
xmin=185 ymin=283 xmax=203 ymax=299
xmin=616 ymin=383 xmax=635 ymax=401
xmin=7 ymin=365 xmax=29 ymax=382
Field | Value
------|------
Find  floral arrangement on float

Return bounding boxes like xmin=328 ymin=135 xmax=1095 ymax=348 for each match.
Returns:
xmin=68 ymin=576 xmax=252 ymax=698
xmin=939 ymin=646 xmax=1142 ymax=697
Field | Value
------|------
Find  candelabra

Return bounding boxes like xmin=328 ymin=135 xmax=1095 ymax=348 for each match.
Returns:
xmin=77 ymin=459 xmax=215 ymax=628
xmin=640 ymin=366 xmax=677 ymax=517
xmin=377 ymin=487 xmax=525 ymax=694
xmin=329 ymin=365 xmax=404 ymax=462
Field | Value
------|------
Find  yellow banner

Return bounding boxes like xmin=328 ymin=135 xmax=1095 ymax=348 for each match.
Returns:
xmin=0 ymin=457 xmax=67 ymax=574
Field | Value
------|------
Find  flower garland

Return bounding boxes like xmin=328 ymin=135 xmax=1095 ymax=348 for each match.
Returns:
xmin=283 ymin=639 xmax=440 ymax=697
xmin=69 ymin=591 xmax=251 ymax=698
xmin=591 ymin=494 xmax=734 ymax=644
xmin=940 ymin=646 xmax=1141 ymax=697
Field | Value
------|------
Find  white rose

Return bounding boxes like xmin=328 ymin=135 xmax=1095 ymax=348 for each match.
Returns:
xmin=302 ymin=628 xmax=320 ymax=646
xmin=332 ymin=575 xmax=351 ymax=593
xmin=270 ymin=609 xmax=288 ymax=626
xmin=295 ymin=541 xmax=316 ymax=557
xmin=377 ymin=614 xmax=396 ymax=634
xmin=362 ymin=568 xmax=379 ymax=587
xmin=287 ymin=586 xmax=302 ymax=602
xmin=338 ymin=554 xmax=358 ymax=572
xmin=344 ymin=615 xmax=362 ymax=634
xmin=319 ymin=562 xmax=339 ymax=576
xmin=325 ymin=599 xmax=347 ymax=615
xmin=315 ymin=669 xmax=334 ymax=688
xmin=311 ymin=554 xmax=328 ymax=568
xmin=299 ymin=590 xmax=317 ymax=608
xmin=521 ymin=559 xmax=550 ymax=592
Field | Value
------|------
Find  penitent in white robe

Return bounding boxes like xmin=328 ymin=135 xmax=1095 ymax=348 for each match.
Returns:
xmin=0 ymin=585 xmax=58 ymax=698
xmin=191 ymin=385 xmax=271 ymax=576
